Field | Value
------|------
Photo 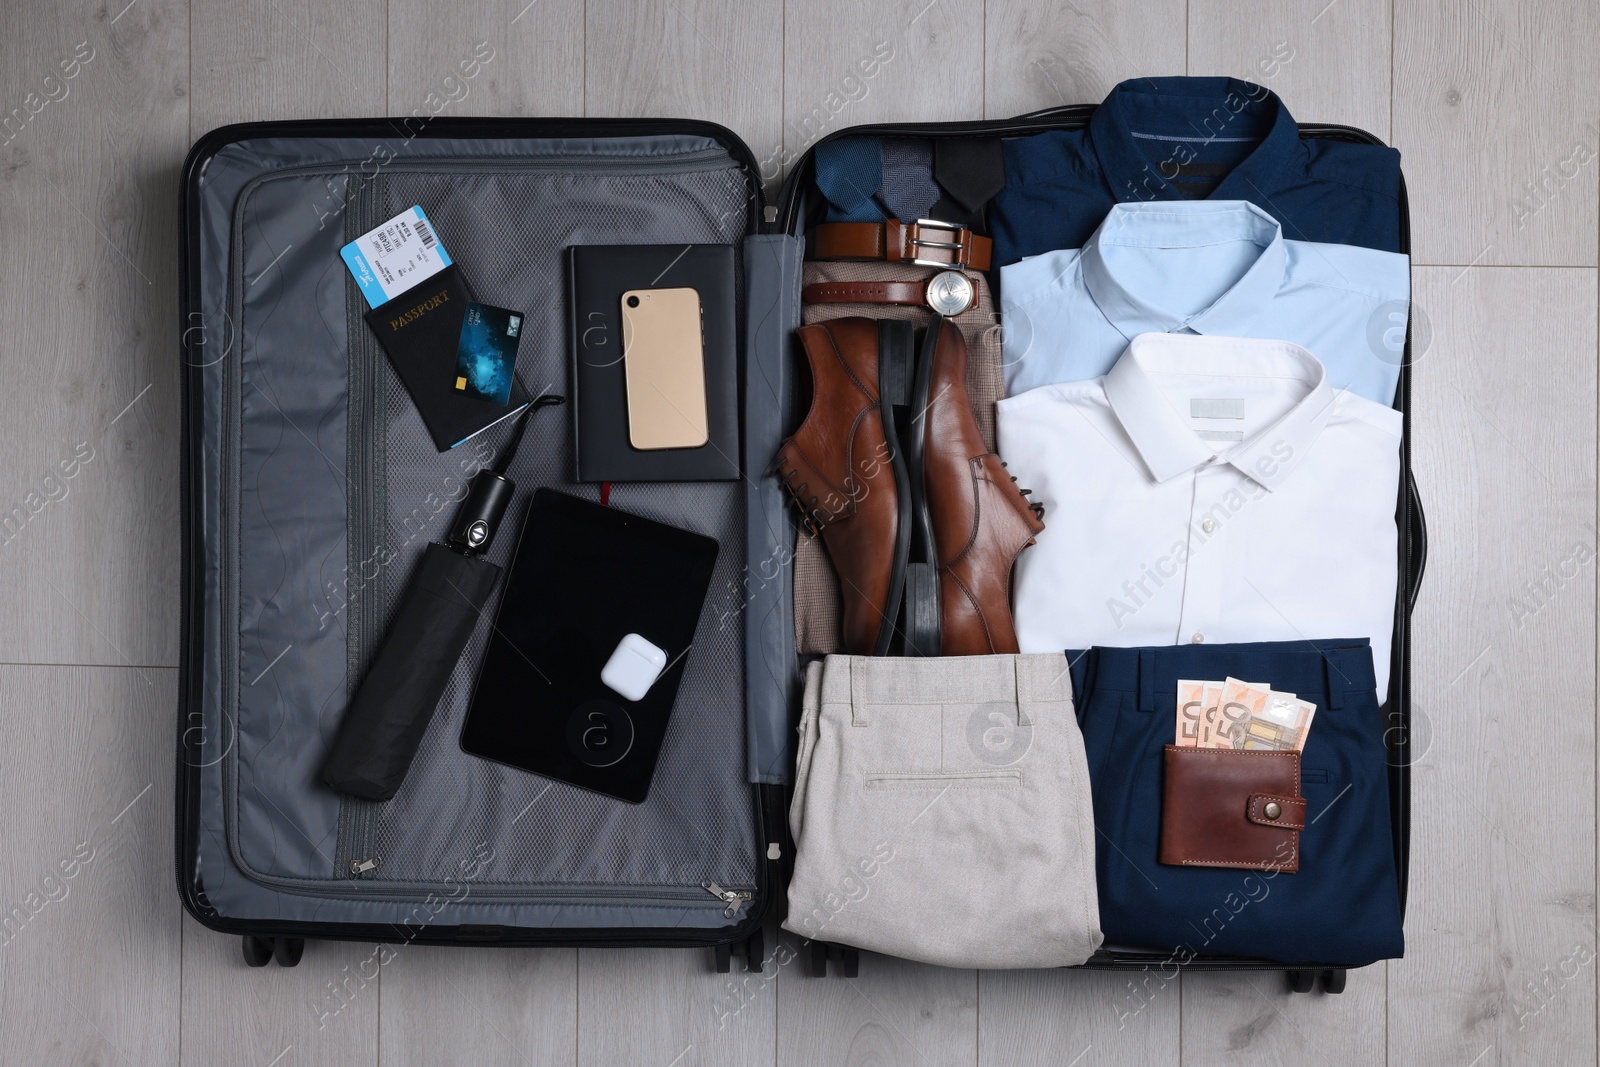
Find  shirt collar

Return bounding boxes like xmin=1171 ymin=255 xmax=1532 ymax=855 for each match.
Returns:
xmin=1102 ymin=333 xmax=1334 ymax=491
xmin=1089 ymin=76 xmax=1300 ymax=205
xmin=1079 ymin=200 xmax=1289 ymax=340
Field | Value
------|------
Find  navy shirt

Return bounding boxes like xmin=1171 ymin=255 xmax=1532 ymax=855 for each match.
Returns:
xmin=990 ymin=77 xmax=1403 ymax=265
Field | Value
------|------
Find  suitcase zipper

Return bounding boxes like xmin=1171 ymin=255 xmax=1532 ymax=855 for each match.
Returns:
xmin=369 ymin=150 xmax=736 ymax=174
xmin=702 ymin=881 xmax=754 ymax=918
xmin=337 ymin=176 xmax=390 ymax=881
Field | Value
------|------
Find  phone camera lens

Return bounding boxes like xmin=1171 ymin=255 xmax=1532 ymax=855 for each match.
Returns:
xmin=626 ymin=295 xmax=640 ymax=308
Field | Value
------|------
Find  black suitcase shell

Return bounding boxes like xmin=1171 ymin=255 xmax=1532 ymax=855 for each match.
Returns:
xmin=177 ymin=108 xmax=1422 ymax=978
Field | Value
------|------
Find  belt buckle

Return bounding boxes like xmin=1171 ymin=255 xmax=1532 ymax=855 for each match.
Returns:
xmin=908 ymin=218 xmax=965 ymax=268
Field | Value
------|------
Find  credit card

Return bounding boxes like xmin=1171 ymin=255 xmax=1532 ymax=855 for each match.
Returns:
xmin=340 ymin=205 xmax=453 ymax=308
xmin=453 ymin=302 xmax=523 ymax=405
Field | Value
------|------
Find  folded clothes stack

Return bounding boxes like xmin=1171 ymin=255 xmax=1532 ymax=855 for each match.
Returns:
xmin=780 ymin=75 xmax=1409 ymax=968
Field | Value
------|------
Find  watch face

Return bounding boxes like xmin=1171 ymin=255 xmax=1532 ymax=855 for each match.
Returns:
xmin=927 ymin=271 xmax=975 ymax=316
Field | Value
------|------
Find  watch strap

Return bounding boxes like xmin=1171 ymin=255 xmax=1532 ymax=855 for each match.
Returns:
xmin=801 ymin=280 xmax=928 ymax=306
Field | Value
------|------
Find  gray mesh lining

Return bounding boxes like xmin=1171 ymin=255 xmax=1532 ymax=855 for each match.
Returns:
xmin=364 ymin=168 xmax=756 ymax=889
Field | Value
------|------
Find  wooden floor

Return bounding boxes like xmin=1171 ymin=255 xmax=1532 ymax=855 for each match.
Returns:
xmin=0 ymin=0 xmax=1594 ymax=1063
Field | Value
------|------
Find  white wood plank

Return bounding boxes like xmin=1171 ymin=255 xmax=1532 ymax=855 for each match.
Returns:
xmin=576 ymin=4 xmax=781 ymax=1060
xmin=977 ymin=14 xmax=1187 ymax=1062
xmin=776 ymin=936 xmax=977 ymax=1067
xmin=1181 ymin=10 xmax=1394 ymax=1044
xmin=189 ymin=0 xmax=386 ymax=132
xmin=375 ymin=9 xmax=586 ymax=1058
xmin=0 ymin=3 xmax=1592 ymax=1065
xmin=1389 ymin=266 xmax=1597 ymax=1065
xmin=1179 ymin=967 xmax=1385 ymax=1064
xmin=1394 ymin=0 xmax=1599 ymax=266
xmin=586 ymin=0 xmax=783 ymax=197
xmin=1188 ymin=0 xmax=1391 ymax=140
xmin=578 ymin=944 xmax=776 ymax=1067
xmin=781 ymin=0 xmax=983 ymax=184
xmin=983 ymin=0 xmax=1187 ymax=120
xmin=378 ymin=946 xmax=577 ymax=1067
xmin=388 ymin=0 xmax=584 ymax=119
xmin=772 ymin=10 xmax=988 ymax=1046
xmin=179 ymin=914 xmax=379 ymax=1067
xmin=0 ymin=0 xmax=186 ymax=667
xmin=978 ymin=968 xmax=1178 ymax=1065
xmin=0 ymin=665 xmax=179 ymax=1066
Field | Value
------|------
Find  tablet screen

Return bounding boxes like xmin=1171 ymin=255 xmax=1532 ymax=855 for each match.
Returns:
xmin=460 ymin=488 xmax=719 ymax=803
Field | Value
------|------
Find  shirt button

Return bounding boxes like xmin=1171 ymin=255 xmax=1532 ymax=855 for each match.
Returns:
xmin=1201 ymin=518 xmax=1217 ymax=534
xmin=1190 ymin=632 xmax=1205 ymax=644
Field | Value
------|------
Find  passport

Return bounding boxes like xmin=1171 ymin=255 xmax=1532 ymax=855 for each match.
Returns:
xmin=363 ymin=265 xmax=529 ymax=451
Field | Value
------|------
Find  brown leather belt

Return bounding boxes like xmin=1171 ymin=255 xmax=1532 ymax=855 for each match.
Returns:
xmin=812 ymin=219 xmax=992 ymax=271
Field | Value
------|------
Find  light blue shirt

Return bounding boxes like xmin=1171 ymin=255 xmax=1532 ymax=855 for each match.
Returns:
xmin=999 ymin=201 xmax=1410 ymax=405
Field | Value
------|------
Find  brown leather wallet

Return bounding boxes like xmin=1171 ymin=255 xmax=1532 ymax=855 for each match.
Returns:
xmin=812 ymin=220 xmax=993 ymax=271
xmin=1159 ymin=746 xmax=1305 ymax=873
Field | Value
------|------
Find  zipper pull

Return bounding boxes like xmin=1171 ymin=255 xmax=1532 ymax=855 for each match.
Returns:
xmin=350 ymin=857 xmax=381 ymax=875
xmin=701 ymin=880 xmax=752 ymax=918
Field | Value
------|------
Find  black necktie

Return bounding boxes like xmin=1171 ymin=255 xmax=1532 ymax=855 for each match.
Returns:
xmin=931 ymin=137 xmax=1006 ymax=231
xmin=878 ymin=138 xmax=941 ymax=221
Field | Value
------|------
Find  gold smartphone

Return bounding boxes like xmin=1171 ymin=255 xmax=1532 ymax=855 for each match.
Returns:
xmin=620 ymin=287 xmax=709 ymax=450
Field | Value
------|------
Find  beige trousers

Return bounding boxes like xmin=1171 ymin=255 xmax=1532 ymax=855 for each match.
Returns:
xmin=784 ymin=653 xmax=1103 ymax=969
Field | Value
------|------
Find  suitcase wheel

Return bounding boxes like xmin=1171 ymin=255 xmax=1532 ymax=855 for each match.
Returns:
xmin=713 ymin=942 xmax=732 ymax=974
xmin=744 ymin=929 xmax=764 ymax=973
xmin=273 ymin=937 xmax=306 ymax=967
xmin=241 ymin=935 xmax=274 ymax=968
xmin=801 ymin=942 xmax=862 ymax=978
xmin=1320 ymin=968 xmax=1347 ymax=994
xmin=1286 ymin=968 xmax=1316 ymax=994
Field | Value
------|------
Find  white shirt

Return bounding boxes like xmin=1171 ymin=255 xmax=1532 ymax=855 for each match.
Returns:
xmin=998 ymin=333 xmax=1401 ymax=696
xmin=999 ymin=200 xmax=1410 ymax=406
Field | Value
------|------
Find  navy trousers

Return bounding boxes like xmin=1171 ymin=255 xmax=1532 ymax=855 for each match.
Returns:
xmin=1069 ymin=639 xmax=1404 ymax=965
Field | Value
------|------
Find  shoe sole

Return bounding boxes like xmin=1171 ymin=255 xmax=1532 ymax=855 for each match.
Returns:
xmin=874 ymin=320 xmax=916 ymax=657
xmin=900 ymin=321 xmax=943 ymax=657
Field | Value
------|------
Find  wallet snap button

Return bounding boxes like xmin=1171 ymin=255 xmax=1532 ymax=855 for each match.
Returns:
xmin=1264 ymin=801 xmax=1282 ymax=820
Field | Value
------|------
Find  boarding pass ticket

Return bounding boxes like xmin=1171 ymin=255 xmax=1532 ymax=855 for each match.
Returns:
xmin=340 ymin=205 xmax=454 ymax=308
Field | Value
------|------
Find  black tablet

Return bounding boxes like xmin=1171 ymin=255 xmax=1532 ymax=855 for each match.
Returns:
xmin=460 ymin=488 xmax=718 ymax=803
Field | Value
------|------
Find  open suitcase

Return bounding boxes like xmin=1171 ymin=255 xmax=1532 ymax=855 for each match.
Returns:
xmin=176 ymin=105 xmax=1424 ymax=988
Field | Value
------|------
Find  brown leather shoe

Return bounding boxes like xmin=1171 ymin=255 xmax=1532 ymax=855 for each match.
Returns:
xmin=770 ymin=318 xmax=914 ymax=656
xmin=908 ymin=319 xmax=1045 ymax=656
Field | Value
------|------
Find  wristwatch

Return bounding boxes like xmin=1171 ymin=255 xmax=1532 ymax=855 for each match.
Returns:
xmin=802 ymin=271 xmax=978 ymax=316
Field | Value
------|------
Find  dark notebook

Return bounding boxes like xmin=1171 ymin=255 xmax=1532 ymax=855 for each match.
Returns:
xmin=566 ymin=244 xmax=740 ymax=481
xmin=459 ymin=489 xmax=719 ymax=803
xmin=364 ymin=264 xmax=530 ymax=451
